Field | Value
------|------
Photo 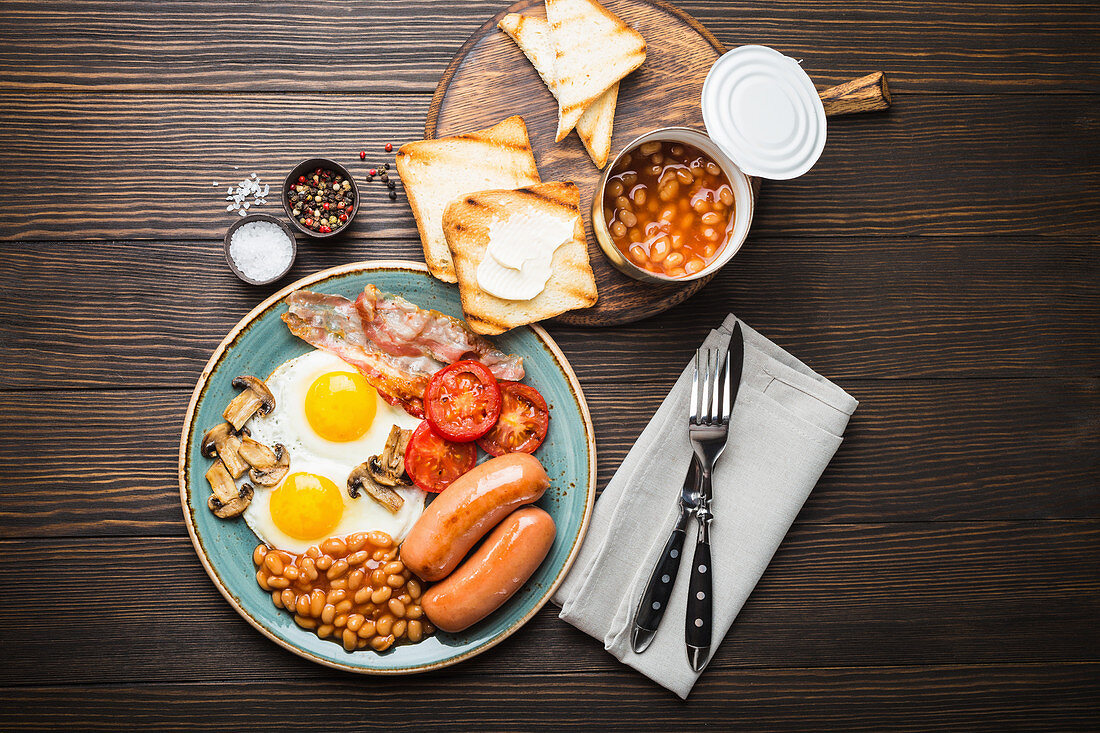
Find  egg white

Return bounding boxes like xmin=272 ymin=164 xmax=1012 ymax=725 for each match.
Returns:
xmin=239 ymin=349 xmax=425 ymax=554
xmin=260 ymin=349 xmax=416 ymax=462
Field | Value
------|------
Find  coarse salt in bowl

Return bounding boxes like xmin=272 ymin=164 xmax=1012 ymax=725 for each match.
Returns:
xmin=224 ymin=214 xmax=298 ymax=285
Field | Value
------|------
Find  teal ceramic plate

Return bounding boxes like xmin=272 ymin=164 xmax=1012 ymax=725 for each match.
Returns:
xmin=179 ymin=261 xmax=596 ymax=673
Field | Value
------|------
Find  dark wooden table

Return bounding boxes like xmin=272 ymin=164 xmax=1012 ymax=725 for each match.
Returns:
xmin=1 ymin=1 xmax=1097 ymax=729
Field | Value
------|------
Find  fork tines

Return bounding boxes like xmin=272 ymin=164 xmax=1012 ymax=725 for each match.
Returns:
xmin=690 ymin=347 xmax=732 ymax=427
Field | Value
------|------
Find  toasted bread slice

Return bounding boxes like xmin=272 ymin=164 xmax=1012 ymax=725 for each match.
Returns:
xmin=575 ymin=82 xmax=617 ymax=168
xmin=498 ymin=14 xmax=558 ymax=96
xmin=544 ymin=0 xmax=645 ymax=142
xmin=396 ymin=116 xmax=541 ymax=283
xmin=442 ymin=182 xmax=598 ymax=334
xmin=498 ymin=13 xmax=618 ymax=168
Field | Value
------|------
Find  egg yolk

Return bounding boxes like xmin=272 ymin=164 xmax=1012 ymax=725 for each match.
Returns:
xmin=304 ymin=370 xmax=377 ymax=442
xmin=269 ymin=472 xmax=344 ymax=540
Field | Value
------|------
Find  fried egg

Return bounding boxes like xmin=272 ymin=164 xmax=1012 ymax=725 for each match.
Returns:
xmin=240 ymin=350 xmax=424 ymax=554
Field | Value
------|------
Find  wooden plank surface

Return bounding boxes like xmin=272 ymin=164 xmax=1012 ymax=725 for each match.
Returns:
xmin=2 ymin=379 xmax=1097 ymax=538
xmin=1 ymin=93 xmax=1098 ymax=241
xmin=1 ymin=665 xmax=1097 ymax=731
xmin=0 ymin=0 xmax=1096 ymax=93
xmin=1 ymin=238 xmax=1097 ymax=389
xmin=2 ymin=524 xmax=1096 ymax=684
xmin=2 ymin=0 xmax=1097 ymax=728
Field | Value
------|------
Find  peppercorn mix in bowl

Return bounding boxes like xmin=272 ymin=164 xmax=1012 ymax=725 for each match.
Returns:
xmin=283 ymin=158 xmax=359 ymax=238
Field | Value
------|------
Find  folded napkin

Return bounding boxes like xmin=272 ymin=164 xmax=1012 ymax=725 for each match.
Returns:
xmin=553 ymin=315 xmax=857 ymax=699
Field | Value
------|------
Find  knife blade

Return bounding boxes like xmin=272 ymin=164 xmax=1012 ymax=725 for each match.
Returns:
xmin=724 ymin=323 xmax=744 ymax=424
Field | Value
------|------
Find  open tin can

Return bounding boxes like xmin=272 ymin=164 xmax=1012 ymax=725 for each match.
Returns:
xmin=591 ymin=127 xmax=755 ymax=284
xmin=592 ymin=45 xmax=886 ymax=284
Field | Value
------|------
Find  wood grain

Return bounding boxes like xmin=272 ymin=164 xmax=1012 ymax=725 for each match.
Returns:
xmin=1 ymin=93 xmax=1097 ymax=242
xmin=2 ymin=665 xmax=1098 ymax=730
xmin=819 ymin=71 xmax=892 ymax=115
xmin=1 ymin=379 xmax=1096 ymax=538
xmin=1 ymin=523 xmax=1095 ymax=684
xmin=0 ymin=0 xmax=1095 ymax=93
xmin=1 ymin=238 xmax=1094 ymax=390
xmin=1 ymin=0 xmax=1097 ymax=726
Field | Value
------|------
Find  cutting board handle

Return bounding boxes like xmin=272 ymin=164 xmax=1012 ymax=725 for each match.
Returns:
xmin=818 ymin=72 xmax=892 ymax=116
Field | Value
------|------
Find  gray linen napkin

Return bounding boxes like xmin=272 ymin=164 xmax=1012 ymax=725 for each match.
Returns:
xmin=553 ymin=315 xmax=857 ymax=699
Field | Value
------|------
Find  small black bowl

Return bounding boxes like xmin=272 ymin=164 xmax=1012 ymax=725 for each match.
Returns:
xmin=283 ymin=158 xmax=359 ymax=239
xmin=223 ymin=213 xmax=298 ymax=285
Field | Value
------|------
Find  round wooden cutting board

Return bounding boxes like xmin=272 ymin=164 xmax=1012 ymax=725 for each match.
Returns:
xmin=426 ymin=0 xmax=725 ymax=327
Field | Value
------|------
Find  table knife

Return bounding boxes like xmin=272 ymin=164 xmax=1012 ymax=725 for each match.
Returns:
xmin=630 ymin=457 xmax=700 ymax=653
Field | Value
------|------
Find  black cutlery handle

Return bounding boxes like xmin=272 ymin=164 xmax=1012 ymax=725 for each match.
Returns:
xmin=631 ymin=512 xmax=690 ymax=647
xmin=685 ymin=538 xmax=712 ymax=670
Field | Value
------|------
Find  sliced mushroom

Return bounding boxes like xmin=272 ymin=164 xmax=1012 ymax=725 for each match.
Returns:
xmin=366 ymin=456 xmax=400 ymax=486
xmin=206 ymin=460 xmax=238 ymax=504
xmin=205 ymin=459 xmax=253 ymax=518
xmin=347 ymin=462 xmax=405 ymax=513
xmin=222 ymin=375 xmax=275 ymax=431
xmin=239 ymin=438 xmax=290 ymax=486
xmin=200 ymin=422 xmax=249 ymax=479
xmin=371 ymin=425 xmax=413 ymax=486
xmin=208 ymin=483 xmax=254 ymax=519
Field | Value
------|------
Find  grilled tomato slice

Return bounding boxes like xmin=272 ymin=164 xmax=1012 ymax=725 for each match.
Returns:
xmin=477 ymin=381 xmax=550 ymax=456
xmin=424 ymin=360 xmax=502 ymax=442
xmin=404 ymin=420 xmax=477 ymax=493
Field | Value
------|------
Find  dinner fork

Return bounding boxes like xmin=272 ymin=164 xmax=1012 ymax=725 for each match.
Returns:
xmin=629 ymin=325 xmax=742 ymax=670
xmin=684 ymin=331 xmax=738 ymax=671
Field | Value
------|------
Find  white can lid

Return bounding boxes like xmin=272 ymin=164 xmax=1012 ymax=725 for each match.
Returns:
xmin=701 ymin=45 xmax=826 ymax=180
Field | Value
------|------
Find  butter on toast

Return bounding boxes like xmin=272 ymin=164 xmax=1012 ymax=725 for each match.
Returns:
xmin=442 ymin=182 xmax=598 ymax=334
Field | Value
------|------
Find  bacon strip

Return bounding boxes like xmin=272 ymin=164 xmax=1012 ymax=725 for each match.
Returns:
xmin=282 ymin=291 xmax=430 ymax=416
xmin=355 ymin=285 xmax=525 ymax=381
xmin=281 ymin=287 xmax=525 ymax=417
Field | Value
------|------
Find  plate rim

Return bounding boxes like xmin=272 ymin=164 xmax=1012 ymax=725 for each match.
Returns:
xmin=177 ymin=259 xmax=597 ymax=674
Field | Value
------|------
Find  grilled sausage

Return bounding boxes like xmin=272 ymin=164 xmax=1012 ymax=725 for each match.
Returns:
xmin=400 ymin=453 xmax=550 ymax=581
xmin=421 ymin=506 xmax=556 ymax=632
